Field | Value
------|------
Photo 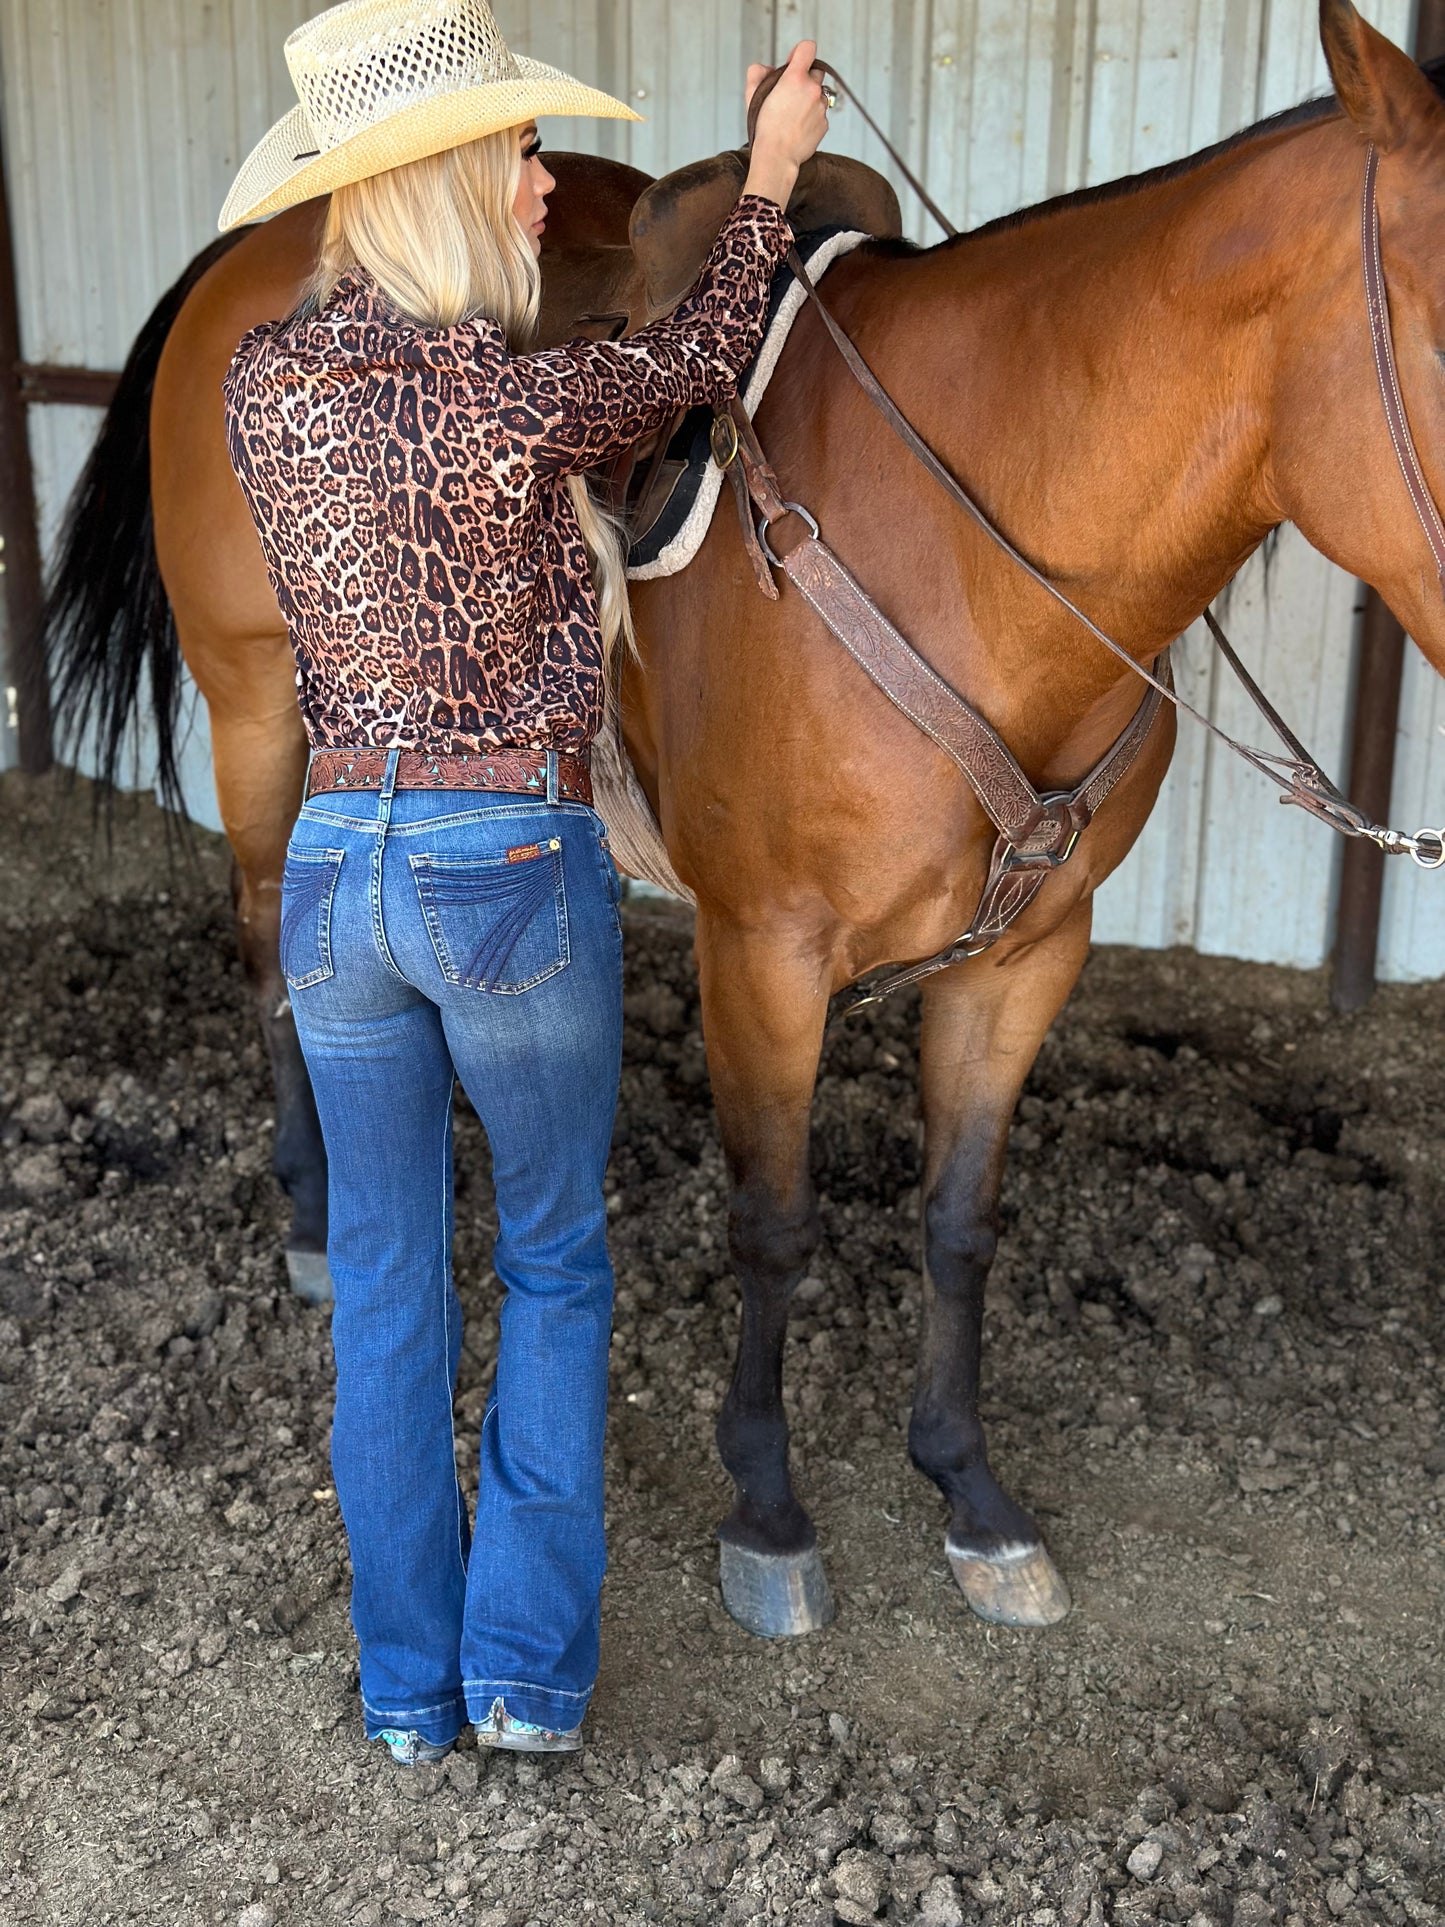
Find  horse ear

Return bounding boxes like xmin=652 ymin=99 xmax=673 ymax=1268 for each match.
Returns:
xmin=1320 ymin=0 xmax=1440 ymax=151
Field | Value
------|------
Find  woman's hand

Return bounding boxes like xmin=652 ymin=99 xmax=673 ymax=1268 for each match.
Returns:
xmin=743 ymin=41 xmax=830 ymax=210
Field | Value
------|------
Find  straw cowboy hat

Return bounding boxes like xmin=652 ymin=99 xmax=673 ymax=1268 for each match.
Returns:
xmin=219 ymin=0 xmax=640 ymax=231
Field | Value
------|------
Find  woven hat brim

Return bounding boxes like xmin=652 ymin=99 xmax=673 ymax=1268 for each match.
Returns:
xmin=219 ymin=56 xmax=641 ymax=231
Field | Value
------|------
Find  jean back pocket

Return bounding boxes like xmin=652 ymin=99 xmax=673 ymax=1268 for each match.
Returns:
xmin=280 ymin=847 xmax=345 ymax=989
xmin=409 ymin=839 xmax=569 ymax=993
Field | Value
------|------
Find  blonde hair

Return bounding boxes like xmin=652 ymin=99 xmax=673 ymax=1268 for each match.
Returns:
xmin=307 ymin=128 xmax=634 ymax=674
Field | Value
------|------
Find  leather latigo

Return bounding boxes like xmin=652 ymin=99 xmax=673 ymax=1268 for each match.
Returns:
xmin=305 ymin=746 xmax=593 ymax=805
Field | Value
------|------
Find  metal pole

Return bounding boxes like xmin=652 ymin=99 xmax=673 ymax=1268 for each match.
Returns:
xmin=0 ymin=111 xmax=50 ymax=773
xmin=1330 ymin=0 xmax=1445 ymax=1011
xmin=1332 ymin=591 xmax=1408 ymax=1010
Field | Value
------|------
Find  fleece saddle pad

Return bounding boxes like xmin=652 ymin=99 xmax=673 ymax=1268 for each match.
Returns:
xmin=625 ymin=226 xmax=870 ymax=582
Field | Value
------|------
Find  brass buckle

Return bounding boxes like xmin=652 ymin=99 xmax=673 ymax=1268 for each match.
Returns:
xmin=710 ymin=412 xmax=740 ymax=471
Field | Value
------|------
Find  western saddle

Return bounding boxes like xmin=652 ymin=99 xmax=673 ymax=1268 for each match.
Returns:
xmin=541 ymin=143 xmax=903 ymax=547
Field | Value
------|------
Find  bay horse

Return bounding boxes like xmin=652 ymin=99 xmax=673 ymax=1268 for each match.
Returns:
xmin=42 ymin=1 xmax=1445 ymax=1636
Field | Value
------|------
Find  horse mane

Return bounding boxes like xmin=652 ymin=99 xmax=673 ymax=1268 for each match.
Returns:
xmin=865 ymin=52 xmax=1445 ymax=257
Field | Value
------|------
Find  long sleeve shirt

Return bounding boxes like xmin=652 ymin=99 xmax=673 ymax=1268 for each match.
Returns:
xmin=222 ymin=193 xmax=793 ymax=756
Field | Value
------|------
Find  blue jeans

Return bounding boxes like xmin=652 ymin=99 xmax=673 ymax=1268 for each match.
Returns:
xmin=281 ymin=751 xmax=623 ymax=1744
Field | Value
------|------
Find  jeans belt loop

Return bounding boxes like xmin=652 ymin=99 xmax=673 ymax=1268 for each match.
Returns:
xmin=545 ymin=749 xmax=559 ymax=806
xmin=376 ymin=747 xmax=401 ymax=836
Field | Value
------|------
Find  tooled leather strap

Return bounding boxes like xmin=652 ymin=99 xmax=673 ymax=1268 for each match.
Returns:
xmin=1362 ymin=143 xmax=1445 ymax=598
xmin=779 ymin=534 xmax=1167 ymax=941
xmin=305 ymin=746 xmax=593 ymax=805
xmin=775 ymin=239 xmax=1397 ymax=841
xmin=781 ymin=535 xmax=1063 ymax=842
xmin=722 ymin=397 xmax=1167 ymax=853
xmin=833 ymin=652 xmax=1169 ymax=1017
xmin=959 ymin=651 xmax=1171 ymax=947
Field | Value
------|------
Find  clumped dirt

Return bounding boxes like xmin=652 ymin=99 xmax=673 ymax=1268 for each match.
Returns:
xmin=1 ymin=766 xmax=1442 ymax=1927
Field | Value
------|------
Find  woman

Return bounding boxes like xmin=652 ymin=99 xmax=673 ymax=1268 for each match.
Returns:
xmin=220 ymin=0 xmax=828 ymax=1765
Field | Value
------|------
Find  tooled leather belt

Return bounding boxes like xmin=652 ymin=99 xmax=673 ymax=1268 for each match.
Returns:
xmin=304 ymin=746 xmax=592 ymax=806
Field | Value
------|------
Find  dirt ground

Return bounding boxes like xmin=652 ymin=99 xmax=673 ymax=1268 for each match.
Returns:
xmin=0 ymin=766 xmax=1442 ymax=1927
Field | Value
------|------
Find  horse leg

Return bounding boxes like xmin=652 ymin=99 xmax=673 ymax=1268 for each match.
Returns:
xmin=190 ymin=637 xmax=331 ymax=1304
xmin=910 ymin=903 xmax=1094 ymax=1627
xmin=698 ymin=919 xmax=833 ymax=1637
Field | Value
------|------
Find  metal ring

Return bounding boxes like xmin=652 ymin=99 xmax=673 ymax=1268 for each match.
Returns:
xmin=820 ymin=83 xmax=839 ymax=109
xmin=758 ymin=502 xmax=821 ymax=568
xmin=1409 ymin=826 xmax=1445 ymax=869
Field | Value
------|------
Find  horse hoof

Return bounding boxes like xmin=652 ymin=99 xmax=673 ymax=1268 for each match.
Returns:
xmin=947 ymin=1540 xmax=1071 ymax=1627
xmin=285 ymin=1248 xmax=334 ymax=1307
xmin=719 ymin=1540 xmax=835 ymax=1638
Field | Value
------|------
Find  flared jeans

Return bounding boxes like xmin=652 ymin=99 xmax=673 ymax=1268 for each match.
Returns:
xmin=281 ymin=751 xmax=623 ymax=1744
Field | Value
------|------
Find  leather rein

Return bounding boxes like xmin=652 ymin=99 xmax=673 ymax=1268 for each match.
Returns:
xmin=726 ymin=71 xmax=1445 ymax=1012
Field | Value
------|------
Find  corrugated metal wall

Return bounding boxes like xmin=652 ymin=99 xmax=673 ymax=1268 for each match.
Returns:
xmin=3 ymin=0 xmax=1437 ymax=978
xmin=0 ymin=0 xmax=315 ymax=814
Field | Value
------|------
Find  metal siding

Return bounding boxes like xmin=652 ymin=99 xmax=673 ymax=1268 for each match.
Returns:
xmin=622 ymin=0 xmax=777 ymax=179
xmin=505 ymin=1 xmax=775 ymax=169
xmin=1 ymin=0 xmax=1431 ymax=973
xmin=1377 ymin=646 xmax=1445 ymax=980
xmin=0 ymin=0 xmax=311 ymax=825
xmin=504 ymin=2 xmax=633 ymax=160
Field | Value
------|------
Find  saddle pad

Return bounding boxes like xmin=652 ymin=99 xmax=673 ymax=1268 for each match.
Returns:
xmin=625 ymin=226 xmax=869 ymax=581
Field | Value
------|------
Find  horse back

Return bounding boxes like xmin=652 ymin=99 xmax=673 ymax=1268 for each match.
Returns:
xmin=151 ymin=200 xmax=329 ymax=649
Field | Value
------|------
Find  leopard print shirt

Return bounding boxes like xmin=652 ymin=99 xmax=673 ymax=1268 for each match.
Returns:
xmin=223 ymin=194 xmax=792 ymax=757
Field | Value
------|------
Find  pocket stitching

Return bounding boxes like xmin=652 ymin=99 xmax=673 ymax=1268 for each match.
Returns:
xmin=281 ymin=847 xmax=345 ymax=989
xmin=407 ymin=848 xmax=570 ymax=993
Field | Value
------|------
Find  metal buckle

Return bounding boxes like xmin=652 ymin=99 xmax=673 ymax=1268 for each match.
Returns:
xmin=710 ymin=412 xmax=740 ymax=471
xmin=1052 ymin=827 xmax=1082 ymax=867
xmin=1006 ymin=801 xmax=1083 ymax=871
xmin=758 ymin=502 xmax=821 ymax=567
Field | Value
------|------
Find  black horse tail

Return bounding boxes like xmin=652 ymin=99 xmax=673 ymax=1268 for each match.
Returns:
xmin=40 ymin=230 xmax=245 ymax=832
